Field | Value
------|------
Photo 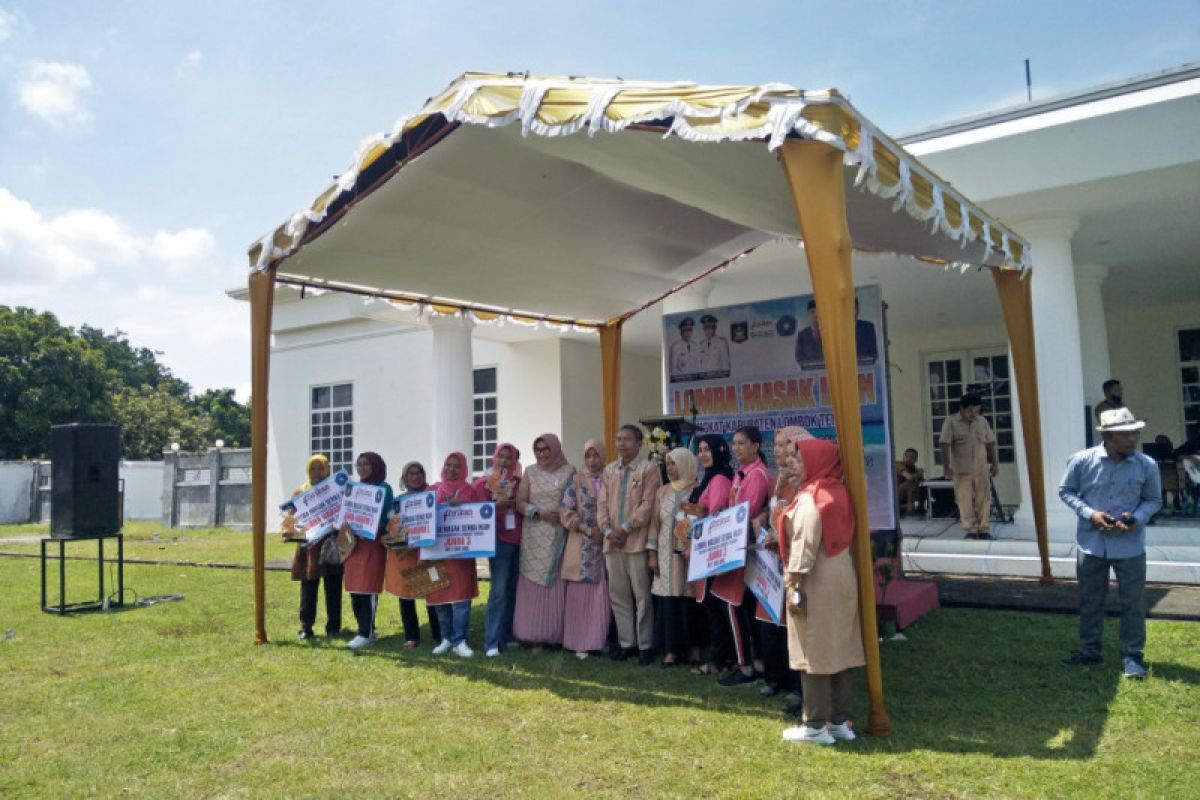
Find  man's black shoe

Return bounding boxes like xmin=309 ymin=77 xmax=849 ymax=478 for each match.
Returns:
xmin=609 ymin=645 xmax=635 ymax=662
xmin=718 ymin=668 xmax=759 ymax=687
xmin=638 ymin=649 xmax=655 ymax=666
xmin=1059 ymin=651 xmax=1102 ymax=667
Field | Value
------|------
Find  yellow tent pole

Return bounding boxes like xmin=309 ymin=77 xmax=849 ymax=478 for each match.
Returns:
xmin=249 ymin=267 xmax=277 ymax=644
xmin=779 ymin=139 xmax=891 ymax=737
xmin=599 ymin=320 xmax=623 ymax=458
xmin=990 ymin=268 xmax=1052 ymax=584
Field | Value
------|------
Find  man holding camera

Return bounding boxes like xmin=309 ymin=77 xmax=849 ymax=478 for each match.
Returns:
xmin=1058 ymin=407 xmax=1162 ymax=679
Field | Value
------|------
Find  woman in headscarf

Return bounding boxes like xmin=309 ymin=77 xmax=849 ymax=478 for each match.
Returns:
xmin=344 ymin=451 xmax=393 ymax=651
xmin=649 ymin=447 xmax=698 ymax=666
xmin=560 ymin=438 xmax=612 ymax=659
xmin=473 ymin=443 xmax=524 ymax=657
xmin=715 ymin=425 xmax=773 ymax=687
xmin=780 ymin=438 xmax=865 ymax=746
xmin=285 ymin=454 xmax=342 ymax=640
xmin=383 ymin=461 xmax=442 ymax=648
xmin=512 ymin=433 xmax=575 ymax=649
xmin=426 ymin=451 xmax=480 ymax=658
xmin=681 ymin=433 xmax=734 ymax=677
xmin=754 ymin=426 xmax=810 ymax=705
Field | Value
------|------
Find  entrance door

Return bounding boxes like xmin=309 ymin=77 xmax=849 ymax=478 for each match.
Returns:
xmin=924 ymin=348 xmax=1019 ymax=506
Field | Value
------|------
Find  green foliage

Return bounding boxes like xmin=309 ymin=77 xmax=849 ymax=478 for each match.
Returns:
xmin=191 ymin=387 xmax=251 ymax=448
xmin=0 ymin=307 xmax=115 ymax=458
xmin=113 ymin=384 xmax=210 ymax=459
xmin=0 ymin=305 xmax=248 ymax=460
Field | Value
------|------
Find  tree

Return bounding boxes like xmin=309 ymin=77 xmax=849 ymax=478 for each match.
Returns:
xmin=112 ymin=384 xmax=209 ymax=460
xmin=78 ymin=324 xmax=191 ymax=398
xmin=192 ymin=388 xmax=251 ymax=448
xmin=0 ymin=307 xmax=115 ymax=459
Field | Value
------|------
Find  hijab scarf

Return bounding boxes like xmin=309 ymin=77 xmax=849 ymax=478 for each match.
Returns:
xmin=436 ymin=452 xmax=473 ymax=503
xmin=534 ymin=433 xmax=569 ymax=473
xmin=356 ymin=451 xmax=387 ymax=486
xmin=667 ymin=447 xmax=698 ymax=491
xmin=794 ymin=438 xmax=854 ymax=558
xmin=486 ymin=443 xmax=522 ymax=497
xmin=689 ymin=433 xmax=733 ymax=503
xmin=298 ymin=454 xmax=330 ymax=492
xmin=399 ymin=460 xmax=428 ymax=493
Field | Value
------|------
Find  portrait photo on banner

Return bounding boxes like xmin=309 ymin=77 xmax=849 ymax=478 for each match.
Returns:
xmin=662 ymin=284 xmax=896 ymax=530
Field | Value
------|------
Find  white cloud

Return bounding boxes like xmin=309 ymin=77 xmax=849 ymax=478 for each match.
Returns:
xmin=0 ymin=8 xmax=18 ymax=41
xmin=0 ymin=186 xmax=246 ymax=392
xmin=178 ymin=49 xmax=205 ymax=75
xmin=17 ymin=61 xmax=93 ymax=129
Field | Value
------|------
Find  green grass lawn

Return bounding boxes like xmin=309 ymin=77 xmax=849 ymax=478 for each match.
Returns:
xmin=1 ymin=525 xmax=1198 ymax=798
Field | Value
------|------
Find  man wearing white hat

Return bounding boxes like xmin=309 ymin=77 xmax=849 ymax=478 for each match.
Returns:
xmin=1058 ymin=408 xmax=1162 ymax=679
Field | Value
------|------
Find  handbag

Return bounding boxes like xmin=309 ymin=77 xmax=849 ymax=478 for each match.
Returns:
xmin=400 ymin=560 xmax=451 ymax=598
xmin=318 ymin=533 xmax=342 ymax=566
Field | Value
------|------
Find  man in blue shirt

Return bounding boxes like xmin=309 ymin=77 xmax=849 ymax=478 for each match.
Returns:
xmin=1058 ymin=408 xmax=1161 ymax=679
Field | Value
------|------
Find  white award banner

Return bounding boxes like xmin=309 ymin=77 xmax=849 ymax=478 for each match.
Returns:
xmin=686 ymin=501 xmax=749 ymax=582
xmin=745 ymin=546 xmax=785 ymax=624
xmin=337 ymin=477 xmax=388 ymax=540
xmin=420 ymin=502 xmax=497 ymax=560
xmin=278 ymin=471 xmax=347 ymax=543
xmin=394 ymin=490 xmax=438 ymax=548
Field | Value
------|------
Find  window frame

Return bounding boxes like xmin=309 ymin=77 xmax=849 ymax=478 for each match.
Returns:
xmin=310 ymin=381 xmax=354 ymax=475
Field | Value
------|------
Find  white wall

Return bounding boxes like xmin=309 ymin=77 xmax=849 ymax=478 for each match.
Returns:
xmin=1107 ymin=300 xmax=1200 ymax=445
xmin=0 ymin=463 xmax=35 ymax=524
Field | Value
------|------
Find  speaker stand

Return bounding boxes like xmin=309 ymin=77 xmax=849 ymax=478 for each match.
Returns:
xmin=40 ymin=534 xmax=125 ymax=614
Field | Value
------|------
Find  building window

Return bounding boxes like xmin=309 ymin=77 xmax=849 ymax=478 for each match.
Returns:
xmin=472 ymin=367 xmax=498 ymax=476
xmin=925 ymin=348 xmax=1015 ymax=467
xmin=311 ymin=383 xmax=353 ymax=475
xmin=1180 ymin=328 xmax=1200 ymax=442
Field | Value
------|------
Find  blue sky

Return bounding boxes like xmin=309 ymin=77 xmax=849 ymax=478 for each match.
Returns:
xmin=1 ymin=0 xmax=1196 ymax=398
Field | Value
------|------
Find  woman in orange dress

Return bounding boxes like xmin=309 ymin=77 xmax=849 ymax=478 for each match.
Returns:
xmin=426 ymin=452 xmax=480 ymax=658
xmin=382 ymin=461 xmax=441 ymax=647
xmin=343 ymin=451 xmax=392 ymax=651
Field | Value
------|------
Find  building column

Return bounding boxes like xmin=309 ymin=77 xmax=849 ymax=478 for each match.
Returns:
xmin=429 ymin=314 xmax=475 ymax=469
xmin=1014 ymin=216 xmax=1083 ymax=535
xmin=1074 ymin=263 xmax=1111 ymax=418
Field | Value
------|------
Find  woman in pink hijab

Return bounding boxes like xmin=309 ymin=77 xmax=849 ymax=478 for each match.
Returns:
xmin=426 ymin=452 xmax=480 ymax=658
xmin=472 ymin=443 xmax=524 ymax=657
xmin=513 ymin=433 xmax=575 ymax=649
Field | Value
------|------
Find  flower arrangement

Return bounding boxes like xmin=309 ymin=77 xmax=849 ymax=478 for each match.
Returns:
xmin=646 ymin=426 xmax=672 ymax=466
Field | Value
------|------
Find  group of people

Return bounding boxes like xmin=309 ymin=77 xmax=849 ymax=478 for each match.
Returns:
xmin=285 ymin=424 xmax=865 ymax=745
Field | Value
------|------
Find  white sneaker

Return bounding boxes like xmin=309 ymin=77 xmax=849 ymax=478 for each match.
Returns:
xmin=485 ymin=647 xmax=501 ymax=658
xmin=827 ymin=721 xmax=856 ymax=741
xmin=575 ymin=651 xmax=589 ymax=660
xmin=452 ymin=641 xmax=474 ymax=658
xmin=781 ymin=725 xmax=835 ymax=745
xmin=347 ymin=635 xmax=373 ymax=651
xmin=432 ymin=639 xmax=453 ymax=655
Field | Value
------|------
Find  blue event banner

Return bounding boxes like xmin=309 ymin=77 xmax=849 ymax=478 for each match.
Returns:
xmin=687 ymin=502 xmax=750 ymax=582
xmin=420 ymin=502 xmax=496 ymax=560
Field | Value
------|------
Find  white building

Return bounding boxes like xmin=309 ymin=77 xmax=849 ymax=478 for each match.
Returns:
xmin=234 ymin=62 xmax=1200 ymax=549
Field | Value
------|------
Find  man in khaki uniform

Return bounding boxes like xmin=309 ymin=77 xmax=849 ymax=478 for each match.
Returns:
xmin=939 ymin=393 xmax=999 ymax=539
xmin=597 ymin=424 xmax=662 ymax=664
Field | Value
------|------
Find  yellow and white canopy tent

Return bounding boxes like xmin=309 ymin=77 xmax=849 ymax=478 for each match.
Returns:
xmin=247 ymin=72 xmax=1048 ymax=737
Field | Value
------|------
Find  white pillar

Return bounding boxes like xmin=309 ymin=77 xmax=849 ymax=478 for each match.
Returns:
xmin=1074 ymin=263 xmax=1111 ymax=416
xmin=429 ymin=314 xmax=475 ymax=470
xmin=1015 ymin=216 xmax=1084 ymax=536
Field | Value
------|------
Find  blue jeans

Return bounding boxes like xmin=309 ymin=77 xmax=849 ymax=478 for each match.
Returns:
xmin=1076 ymin=550 xmax=1146 ymax=659
xmin=434 ymin=600 xmax=472 ymax=646
xmin=485 ymin=541 xmax=520 ymax=651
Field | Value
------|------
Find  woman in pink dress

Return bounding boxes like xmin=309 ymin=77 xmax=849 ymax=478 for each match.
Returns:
xmin=560 ymin=438 xmax=612 ymax=658
xmin=715 ymin=425 xmax=772 ymax=687
xmin=343 ymin=451 xmax=392 ymax=651
xmin=513 ymin=433 xmax=575 ymax=649
xmin=682 ymin=433 xmax=733 ymax=676
xmin=426 ymin=452 xmax=480 ymax=658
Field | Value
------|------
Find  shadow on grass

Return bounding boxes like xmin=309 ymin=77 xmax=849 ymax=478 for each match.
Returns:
xmin=271 ymin=627 xmax=789 ymax=722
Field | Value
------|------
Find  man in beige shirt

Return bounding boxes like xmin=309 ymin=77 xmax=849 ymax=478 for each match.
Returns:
xmin=597 ymin=423 xmax=662 ymax=664
xmin=939 ymin=393 xmax=999 ymax=539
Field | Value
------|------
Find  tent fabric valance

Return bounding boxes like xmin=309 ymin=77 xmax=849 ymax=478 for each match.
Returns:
xmin=249 ymin=73 xmax=1030 ymax=291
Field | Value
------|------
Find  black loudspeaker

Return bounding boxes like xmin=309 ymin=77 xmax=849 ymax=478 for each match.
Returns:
xmin=50 ymin=423 xmax=120 ymax=538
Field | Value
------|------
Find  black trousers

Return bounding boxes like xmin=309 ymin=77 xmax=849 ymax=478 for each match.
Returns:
xmin=702 ymin=588 xmax=735 ymax=668
xmin=350 ymin=593 xmax=377 ymax=638
xmin=653 ymin=595 xmax=691 ymax=660
xmin=399 ymin=598 xmax=441 ymax=643
xmin=298 ymin=568 xmax=343 ymax=635
xmin=759 ymin=619 xmax=800 ymax=691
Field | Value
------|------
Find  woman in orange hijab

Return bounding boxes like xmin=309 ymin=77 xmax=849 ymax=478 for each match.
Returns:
xmin=779 ymin=438 xmax=864 ymax=746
